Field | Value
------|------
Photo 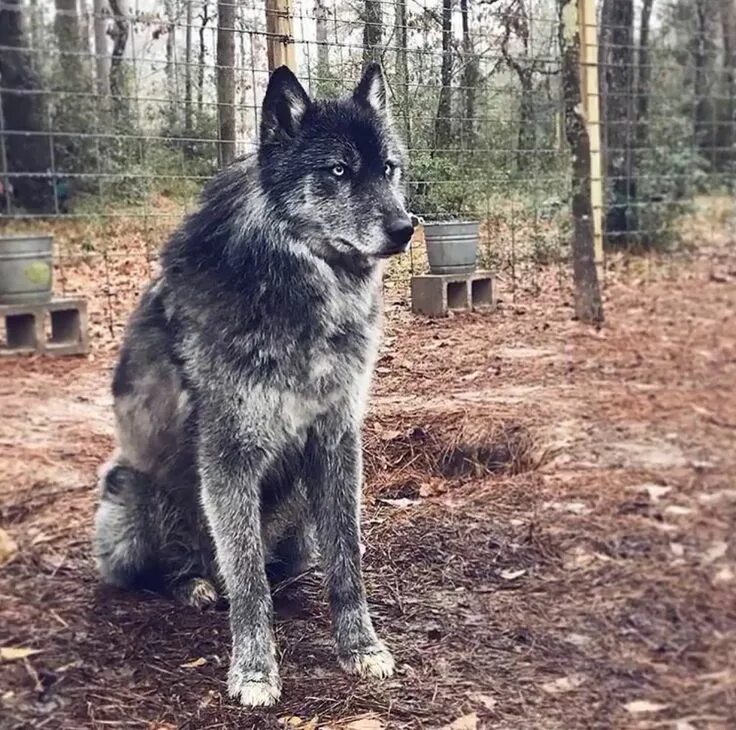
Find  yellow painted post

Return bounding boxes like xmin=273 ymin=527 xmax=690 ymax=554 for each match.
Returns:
xmin=266 ymin=0 xmax=297 ymax=72
xmin=577 ymin=0 xmax=604 ymax=280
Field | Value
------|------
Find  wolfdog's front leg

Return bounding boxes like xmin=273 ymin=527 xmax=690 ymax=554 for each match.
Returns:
xmin=198 ymin=421 xmax=280 ymax=707
xmin=305 ymin=421 xmax=395 ymax=679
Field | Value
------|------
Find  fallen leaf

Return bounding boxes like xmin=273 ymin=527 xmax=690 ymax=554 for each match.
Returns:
xmin=376 ymin=498 xmax=418 ymax=509
xmin=180 ymin=657 xmax=207 ymax=668
xmin=445 ymin=713 xmax=478 ymax=730
xmin=541 ymin=674 xmax=586 ymax=694
xmin=564 ymin=632 xmax=590 ymax=647
xmin=635 ymin=483 xmax=672 ymax=501
xmin=713 ymin=566 xmax=734 ymax=584
xmin=499 ymin=568 xmax=526 ymax=581
xmin=469 ymin=692 xmax=497 ymax=711
xmin=345 ymin=718 xmax=384 ymax=730
xmin=624 ymin=700 xmax=668 ymax=714
xmin=664 ymin=505 xmax=693 ymax=516
xmin=669 ymin=542 xmax=685 ymax=557
xmin=704 ymin=541 xmax=728 ymax=564
xmin=378 ymin=429 xmax=402 ymax=441
xmin=0 ymin=529 xmax=17 ymax=566
xmin=1 ymin=647 xmax=41 ymax=661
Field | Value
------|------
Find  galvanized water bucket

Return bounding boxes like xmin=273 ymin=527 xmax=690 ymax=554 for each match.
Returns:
xmin=423 ymin=221 xmax=479 ymax=275
xmin=0 ymin=234 xmax=54 ymax=304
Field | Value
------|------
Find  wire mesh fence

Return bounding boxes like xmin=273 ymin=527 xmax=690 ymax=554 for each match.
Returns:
xmin=0 ymin=0 xmax=734 ymax=340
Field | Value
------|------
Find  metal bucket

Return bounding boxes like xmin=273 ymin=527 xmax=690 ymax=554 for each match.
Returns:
xmin=0 ymin=234 xmax=54 ymax=304
xmin=423 ymin=221 xmax=479 ymax=275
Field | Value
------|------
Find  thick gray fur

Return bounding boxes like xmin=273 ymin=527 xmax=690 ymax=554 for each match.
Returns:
xmin=93 ymin=63 xmax=413 ymax=707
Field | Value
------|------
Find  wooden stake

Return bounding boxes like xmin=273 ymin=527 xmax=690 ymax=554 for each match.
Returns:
xmin=266 ymin=0 xmax=296 ymax=72
xmin=577 ymin=0 xmax=604 ymax=281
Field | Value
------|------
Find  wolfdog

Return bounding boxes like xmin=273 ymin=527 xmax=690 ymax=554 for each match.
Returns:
xmin=93 ymin=63 xmax=414 ymax=706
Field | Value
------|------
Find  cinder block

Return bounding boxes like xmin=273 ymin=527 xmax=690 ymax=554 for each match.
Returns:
xmin=0 ymin=297 xmax=89 ymax=356
xmin=411 ymin=271 xmax=496 ymax=317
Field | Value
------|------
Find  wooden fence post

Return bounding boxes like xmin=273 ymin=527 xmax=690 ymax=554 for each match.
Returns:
xmin=577 ymin=0 xmax=604 ymax=281
xmin=266 ymin=0 xmax=297 ymax=72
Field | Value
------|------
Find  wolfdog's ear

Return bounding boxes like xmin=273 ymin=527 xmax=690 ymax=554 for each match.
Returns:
xmin=354 ymin=62 xmax=388 ymax=115
xmin=261 ymin=66 xmax=311 ymax=145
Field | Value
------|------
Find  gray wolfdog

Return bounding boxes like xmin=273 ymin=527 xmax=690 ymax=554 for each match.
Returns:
xmin=93 ymin=63 xmax=414 ymax=706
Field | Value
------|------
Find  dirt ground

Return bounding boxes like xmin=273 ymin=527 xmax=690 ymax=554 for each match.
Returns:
xmin=1 ymin=230 xmax=735 ymax=728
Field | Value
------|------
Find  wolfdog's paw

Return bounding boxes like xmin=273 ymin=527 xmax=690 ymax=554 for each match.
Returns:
xmin=338 ymin=642 xmax=395 ymax=680
xmin=173 ymin=577 xmax=220 ymax=610
xmin=227 ymin=668 xmax=282 ymax=707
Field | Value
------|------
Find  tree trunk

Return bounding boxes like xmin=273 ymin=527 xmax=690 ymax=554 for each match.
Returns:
xmin=635 ymin=0 xmax=654 ymax=154
xmin=394 ymin=0 xmax=410 ymax=143
xmin=0 ymin=0 xmax=54 ymax=211
xmin=108 ymin=0 xmax=130 ymax=125
xmin=362 ymin=0 xmax=382 ymax=67
xmin=184 ymin=0 xmax=194 ymax=134
xmin=93 ymin=0 xmax=110 ymax=98
xmin=693 ymin=0 xmax=714 ymax=164
xmin=54 ymin=0 xmax=84 ymax=82
xmin=197 ymin=2 xmax=209 ymax=121
xmin=434 ymin=0 xmax=453 ymax=151
xmin=517 ymin=71 xmax=535 ymax=169
xmin=217 ymin=0 xmax=236 ymax=165
xmin=558 ymin=0 xmax=604 ymax=325
xmin=315 ymin=0 xmax=329 ymax=90
xmin=599 ymin=0 xmax=636 ymax=245
xmin=164 ymin=0 xmax=178 ymax=130
xmin=720 ymin=0 xmax=736 ymax=171
xmin=460 ymin=0 xmax=479 ymax=146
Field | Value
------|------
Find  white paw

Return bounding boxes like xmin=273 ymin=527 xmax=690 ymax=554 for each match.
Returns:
xmin=339 ymin=643 xmax=395 ymax=679
xmin=227 ymin=669 xmax=281 ymax=707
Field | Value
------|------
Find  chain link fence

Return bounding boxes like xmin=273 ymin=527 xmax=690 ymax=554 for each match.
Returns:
xmin=0 ymin=0 xmax=734 ymax=339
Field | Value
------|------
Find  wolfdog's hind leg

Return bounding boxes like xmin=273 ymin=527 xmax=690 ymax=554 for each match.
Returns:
xmin=93 ymin=463 xmax=160 ymax=590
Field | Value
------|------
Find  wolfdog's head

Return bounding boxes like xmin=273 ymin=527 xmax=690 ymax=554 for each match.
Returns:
xmin=258 ymin=64 xmax=414 ymax=261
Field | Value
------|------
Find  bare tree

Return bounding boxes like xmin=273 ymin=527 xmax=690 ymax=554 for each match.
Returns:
xmin=0 ymin=0 xmax=54 ymax=211
xmin=635 ymin=0 xmax=655 ymax=154
xmin=558 ymin=0 xmax=604 ymax=325
xmin=54 ymin=0 xmax=84 ymax=81
xmin=394 ymin=0 xmax=410 ymax=142
xmin=720 ymin=0 xmax=736 ymax=170
xmin=434 ymin=0 xmax=453 ymax=150
xmin=197 ymin=1 xmax=210 ymax=120
xmin=164 ymin=0 xmax=179 ymax=129
xmin=315 ymin=0 xmax=330 ymax=87
xmin=93 ymin=0 xmax=110 ymax=98
xmin=460 ymin=0 xmax=480 ymax=145
xmin=108 ymin=0 xmax=130 ymax=125
xmin=217 ymin=0 xmax=236 ymax=165
xmin=362 ymin=0 xmax=382 ymax=67
xmin=184 ymin=0 xmax=194 ymax=134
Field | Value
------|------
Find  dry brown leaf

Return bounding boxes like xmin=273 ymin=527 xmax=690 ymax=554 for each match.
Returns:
xmin=345 ymin=716 xmax=384 ymax=730
xmin=377 ymin=497 xmax=418 ymax=509
xmin=541 ymin=674 xmax=586 ymax=694
xmin=499 ymin=568 xmax=526 ymax=581
xmin=624 ymin=700 xmax=668 ymax=714
xmin=469 ymin=692 xmax=497 ymax=711
xmin=704 ymin=541 xmax=728 ymax=564
xmin=0 ymin=647 xmax=41 ymax=662
xmin=445 ymin=713 xmax=478 ymax=730
xmin=0 ymin=529 xmax=17 ymax=566
xmin=179 ymin=657 xmax=207 ymax=669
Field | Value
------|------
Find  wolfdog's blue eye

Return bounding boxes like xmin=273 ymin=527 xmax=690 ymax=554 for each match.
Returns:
xmin=332 ymin=164 xmax=345 ymax=177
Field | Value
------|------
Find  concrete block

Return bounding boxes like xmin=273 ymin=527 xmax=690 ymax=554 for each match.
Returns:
xmin=411 ymin=270 xmax=496 ymax=317
xmin=1 ymin=297 xmax=89 ymax=356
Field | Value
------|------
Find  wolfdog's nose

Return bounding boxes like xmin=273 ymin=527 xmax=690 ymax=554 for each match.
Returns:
xmin=386 ymin=217 xmax=414 ymax=248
